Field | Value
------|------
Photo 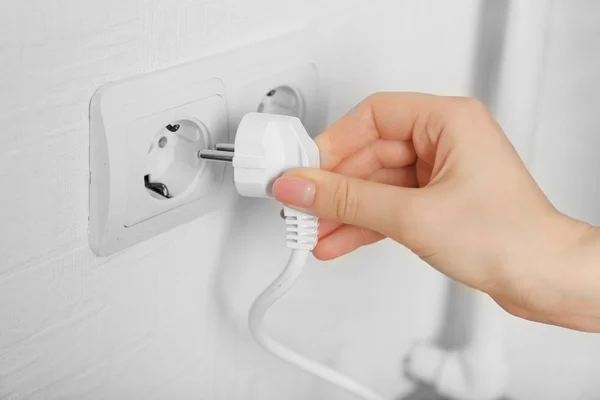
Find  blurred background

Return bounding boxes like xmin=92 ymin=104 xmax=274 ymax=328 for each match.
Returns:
xmin=1 ymin=0 xmax=600 ymax=399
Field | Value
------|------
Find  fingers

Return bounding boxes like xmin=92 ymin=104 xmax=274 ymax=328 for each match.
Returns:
xmin=368 ymin=166 xmax=418 ymax=188
xmin=317 ymin=219 xmax=342 ymax=239
xmin=416 ymin=158 xmax=434 ymax=187
xmin=314 ymin=225 xmax=384 ymax=260
xmin=333 ymin=139 xmax=417 ymax=179
xmin=272 ymin=168 xmax=419 ymax=237
xmin=316 ymin=92 xmax=475 ymax=170
xmin=316 ymin=165 xmax=417 ymax=241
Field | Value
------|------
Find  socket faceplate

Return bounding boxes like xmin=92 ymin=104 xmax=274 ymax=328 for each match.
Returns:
xmin=90 ymin=79 xmax=229 ymax=256
xmin=89 ymin=30 xmax=327 ymax=256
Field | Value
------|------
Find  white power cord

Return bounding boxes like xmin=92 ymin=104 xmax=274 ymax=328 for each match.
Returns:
xmin=249 ymin=208 xmax=388 ymax=400
xmin=199 ymin=113 xmax=387 ymax=400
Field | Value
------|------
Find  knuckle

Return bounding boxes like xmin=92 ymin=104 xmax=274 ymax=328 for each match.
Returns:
xmin=365 ymin=92 xmax=386 ymax=104
xmin=453 ymin=96 xmax=489 ymax=115
xmin=360 ymin=92 xmax=385 ymax=114
xmin=421 ymin=108 xmax=447 ymax=143
xmin=445 ymin=97 xmax=496 ymax=138
xmin=332 ymin=179 xmax=359 ymax=222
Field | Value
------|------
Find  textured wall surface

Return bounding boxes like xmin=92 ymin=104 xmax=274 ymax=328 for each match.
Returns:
xmin=2 ymin=0 xmax=599 ymax=399
xmin=0 ymin=1 xmax=477 ymax=398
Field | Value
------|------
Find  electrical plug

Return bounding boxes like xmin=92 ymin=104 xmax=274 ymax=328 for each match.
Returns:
xmin=199 ymin=112 xmax=319 ymax=197
xmin=199 ymin=112 xmax=320 ymax=250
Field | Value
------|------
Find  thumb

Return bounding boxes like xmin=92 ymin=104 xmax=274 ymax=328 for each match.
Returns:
xmin=272 ymin=168 xmax=418 ymax=236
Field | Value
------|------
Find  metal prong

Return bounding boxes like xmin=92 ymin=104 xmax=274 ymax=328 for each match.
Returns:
xmin=214 ymin=143 xmax=235 ymax=152
xmin=198 ymin=149 xmax=234 ymax=163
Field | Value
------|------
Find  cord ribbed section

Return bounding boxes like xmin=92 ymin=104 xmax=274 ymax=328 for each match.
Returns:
xmin=283 ymin=206 xmax=318 ymax=250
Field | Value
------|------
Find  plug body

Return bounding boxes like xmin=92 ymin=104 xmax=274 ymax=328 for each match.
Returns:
xmin=198 ymin=112 xmax=320 ymax=249
xmin=231 ymin=113 xmax=319 ymax=198
xmin=198 ymin=112 xmax=319 ymax=198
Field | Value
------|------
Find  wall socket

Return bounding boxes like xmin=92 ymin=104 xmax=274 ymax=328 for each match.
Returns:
xmin=89 ymin=30 xmax=328 ymax=256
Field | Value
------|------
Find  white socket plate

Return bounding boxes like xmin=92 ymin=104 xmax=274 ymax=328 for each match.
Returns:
xmin=90 ymin=77 xmax=229 ymax=256
xmin=89 ymin=29 xmax=329 ymax=256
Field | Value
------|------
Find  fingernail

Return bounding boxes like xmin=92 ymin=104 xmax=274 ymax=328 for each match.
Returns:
xmin=272 ymin=176 xmax=316 ymax=207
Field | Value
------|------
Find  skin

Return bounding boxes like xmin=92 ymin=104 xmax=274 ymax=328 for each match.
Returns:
xmin=272 ymin=92 xmax=600 ymax=333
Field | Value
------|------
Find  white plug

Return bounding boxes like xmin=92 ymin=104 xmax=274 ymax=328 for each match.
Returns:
xmin=200 ymin=112 xmax=319 ymax=197
xmin=233 ymin=112 xmax=320 ymax=198
xmin=199 ymin=112 xmax=320 ymax=250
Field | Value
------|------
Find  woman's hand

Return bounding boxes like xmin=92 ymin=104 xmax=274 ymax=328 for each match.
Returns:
xmin=273 ymin=92 xmax=600 ymax=332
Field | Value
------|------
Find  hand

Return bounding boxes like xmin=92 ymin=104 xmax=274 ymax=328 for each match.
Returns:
xmin=273 ymin=92 xmax=600 ymax=332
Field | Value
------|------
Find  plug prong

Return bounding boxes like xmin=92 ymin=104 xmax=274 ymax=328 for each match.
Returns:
xmin=198 ymin=149 xmax=234 ymax=163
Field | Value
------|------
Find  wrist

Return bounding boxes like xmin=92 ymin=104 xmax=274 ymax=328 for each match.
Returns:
xmin=554 ymin=216 xmax=600 ymax=328
xmin=498 ymin=211 xmax=600 ymax=332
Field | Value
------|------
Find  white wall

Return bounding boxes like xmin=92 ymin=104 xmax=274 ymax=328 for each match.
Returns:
xmin=3 ymin=0 xmax=599 ymax=399
xmin=0 ymin=1 xmax=478 ymax=398
xmin=508 ymin=1 xmax=600 ymax=399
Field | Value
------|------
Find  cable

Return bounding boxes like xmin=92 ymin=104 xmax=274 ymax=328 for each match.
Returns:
xmin=248 ymin=209 xmax=388 ymax=400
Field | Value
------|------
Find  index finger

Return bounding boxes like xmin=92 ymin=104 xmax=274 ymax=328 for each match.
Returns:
xmin=316 ymin=92 xmax=452 ymax=171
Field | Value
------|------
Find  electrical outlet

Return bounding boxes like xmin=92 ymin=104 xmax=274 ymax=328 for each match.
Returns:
xmin=227 ymin=62 xmax=321 ymax=137
xmin=124 ymin=95 xmax=227 ymax=227
xmin=90 ymin=77 xmax=229 ymax=256
xmin=89 ymin=29 xmax=328 ymax=256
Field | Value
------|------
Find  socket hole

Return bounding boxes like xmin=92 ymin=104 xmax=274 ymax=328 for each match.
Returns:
xmin=144 ymin=175 xmax=170 ymax=198
xmin=145 ymin=120 xmax=206 ymax=200
xmin=257 ymin=86 xmax=305 ymax=121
